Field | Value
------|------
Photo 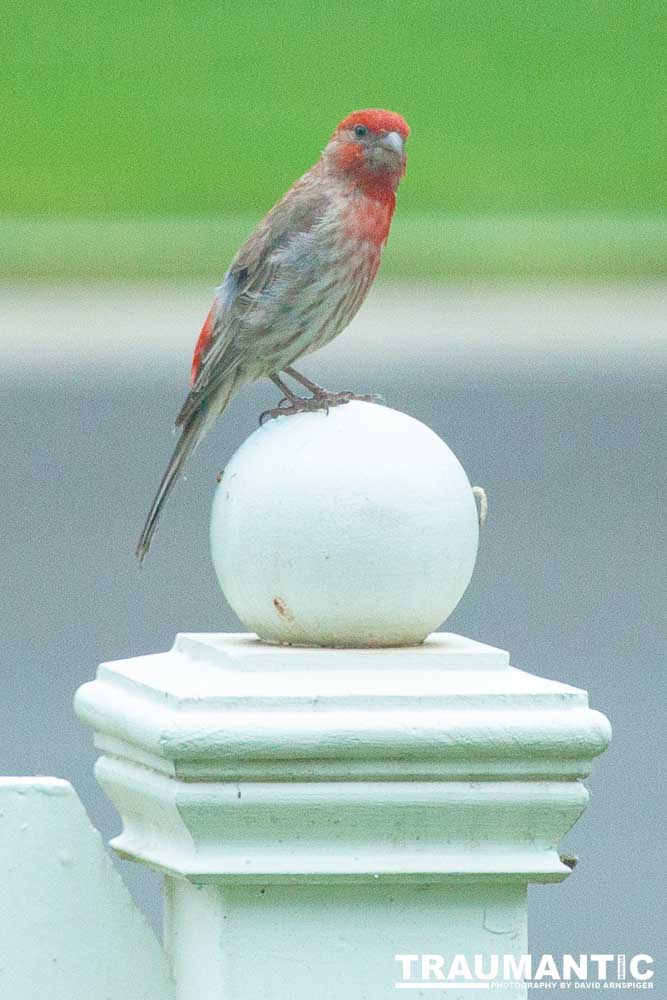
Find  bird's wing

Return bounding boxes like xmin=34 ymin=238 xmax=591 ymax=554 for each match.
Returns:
xmin=176 ymin=173 xmax=329 ymax=427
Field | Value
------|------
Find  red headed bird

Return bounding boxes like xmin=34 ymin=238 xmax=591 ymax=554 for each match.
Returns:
xmin=136 ymin=109 xmax=410 ymax=561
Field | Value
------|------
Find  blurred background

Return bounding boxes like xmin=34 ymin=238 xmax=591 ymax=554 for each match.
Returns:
xmin=1 ymin=0 xmax=665 ymax=986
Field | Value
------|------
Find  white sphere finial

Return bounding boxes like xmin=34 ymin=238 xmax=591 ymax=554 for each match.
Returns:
xmin=210 ymin=402 xmax=479 ymax=647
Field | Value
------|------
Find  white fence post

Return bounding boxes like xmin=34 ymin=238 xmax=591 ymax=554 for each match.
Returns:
xmin=74 ymin=403 xmax=611 ymax=999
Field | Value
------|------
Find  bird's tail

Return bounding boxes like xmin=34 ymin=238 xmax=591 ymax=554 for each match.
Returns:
xmin=135 ymin=406 xmax=211 ymax=563
xmin=136 ymin=365 xmax=242 ymax=562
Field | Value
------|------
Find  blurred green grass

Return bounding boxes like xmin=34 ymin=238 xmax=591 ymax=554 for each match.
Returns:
xmin=2 ymin=216 xmax=666 ymax=280
xmin=2 ymin=1 xmax=665 ymax=277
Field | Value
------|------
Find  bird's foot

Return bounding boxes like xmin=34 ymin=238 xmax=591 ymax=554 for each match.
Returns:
xmin=313 ymin=389 xmax=385 ymax=407
xmin=260 ymin=390 xmax=384 ymax=424
xmin=259 ymin=395 xmax=319 ymax=424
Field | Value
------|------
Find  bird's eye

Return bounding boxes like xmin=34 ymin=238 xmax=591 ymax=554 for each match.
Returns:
xmin=353 ymin=124 xmax=368 ymax=138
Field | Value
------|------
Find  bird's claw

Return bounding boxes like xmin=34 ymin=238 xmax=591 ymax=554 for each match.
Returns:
xmin=311 ymin=389 xmax=385 ymax=405
xmin=260 ymin=395 xmax=327 ymax=424
xmin=260 ymin=390 xmax=384 ymax=425
xmin=259 ymin=396 xmax=297 ymax=425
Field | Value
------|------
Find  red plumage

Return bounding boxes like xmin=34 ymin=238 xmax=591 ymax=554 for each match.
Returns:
xmin=190 ymin=304 xmax=216 ymax=386
xmin=137 ymin=109 xmax=410 ymax=561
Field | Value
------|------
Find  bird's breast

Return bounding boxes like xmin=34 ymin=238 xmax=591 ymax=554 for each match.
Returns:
xmin=343 ymin=194 xmax=395 ymax=246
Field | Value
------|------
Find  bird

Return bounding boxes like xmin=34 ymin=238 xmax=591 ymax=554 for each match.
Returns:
xmin=136 ymin=108 xmax=410 ymax=561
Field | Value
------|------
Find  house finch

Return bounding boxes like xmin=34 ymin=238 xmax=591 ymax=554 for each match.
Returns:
xmin=136 ymin=108 xmax=410 ymax=561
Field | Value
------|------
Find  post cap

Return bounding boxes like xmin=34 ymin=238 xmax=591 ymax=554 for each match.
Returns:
xmin=210 ymin=402 xmax=479 ymax=647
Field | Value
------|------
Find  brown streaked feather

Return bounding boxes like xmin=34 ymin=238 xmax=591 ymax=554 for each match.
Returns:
xmin=176 ymin=168 xmax=330 ymax=428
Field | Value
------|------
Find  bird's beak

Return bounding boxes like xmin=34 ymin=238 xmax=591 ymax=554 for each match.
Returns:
xmin=381 ymin=131 xmax=405 ymax=156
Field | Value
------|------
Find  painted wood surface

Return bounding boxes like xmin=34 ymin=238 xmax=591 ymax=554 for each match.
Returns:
xmin=210 ymin=402 xmax=480 ymax=647
xmin=76 ymin=632 xmax=611 ymax=998
xmin=0 ymin=777 xmax=174 ymax=1000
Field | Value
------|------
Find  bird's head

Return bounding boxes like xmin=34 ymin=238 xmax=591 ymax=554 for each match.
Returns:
xmin=323 ymin=109 xmax=410 ymax=194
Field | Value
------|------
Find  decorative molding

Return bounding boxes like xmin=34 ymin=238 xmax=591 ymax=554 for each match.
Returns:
xmin=76 ymin=633 xmax=611 ymax=885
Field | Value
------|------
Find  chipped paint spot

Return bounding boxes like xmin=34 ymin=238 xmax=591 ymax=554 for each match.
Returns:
xmin=273 ymin=596 xmax=295 ymax=624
